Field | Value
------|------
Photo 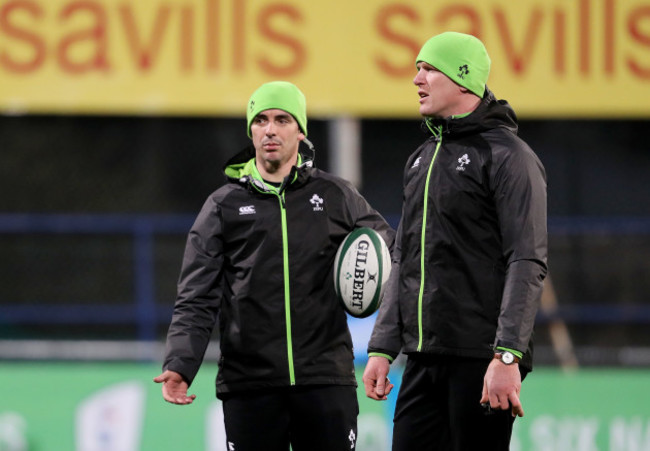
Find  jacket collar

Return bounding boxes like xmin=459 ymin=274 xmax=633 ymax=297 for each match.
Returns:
xmin=223 ymin=143 xmax=314 ymax=193
xmin=422 ymin=88 xmax=519 ymax=138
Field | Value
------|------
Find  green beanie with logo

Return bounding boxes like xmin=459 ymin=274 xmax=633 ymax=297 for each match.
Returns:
xmin=246 ymin=81 xmax=308 ymax=138
xmin=416 ymin=32 xmax=491 ymax=98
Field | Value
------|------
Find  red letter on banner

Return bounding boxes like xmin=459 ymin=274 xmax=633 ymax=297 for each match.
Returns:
xmin=0 ymin=0 xmax=45 ymax=73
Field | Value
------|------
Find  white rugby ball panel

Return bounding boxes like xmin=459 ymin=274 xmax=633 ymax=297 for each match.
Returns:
xmin=334 ymin=227 xmax=391 ymax=318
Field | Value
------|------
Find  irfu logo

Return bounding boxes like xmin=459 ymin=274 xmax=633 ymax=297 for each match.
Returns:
xmin=456 ymin=154 xmax=471 ymax=172
xmin=458 ymin=64 xmax=469 ymax=79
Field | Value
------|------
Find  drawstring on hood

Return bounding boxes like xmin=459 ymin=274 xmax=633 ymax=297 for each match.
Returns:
xmin=424 ymin=119 xmax=443 ymax=140
xmin=300 ymin=137 xmax=315 ymax=167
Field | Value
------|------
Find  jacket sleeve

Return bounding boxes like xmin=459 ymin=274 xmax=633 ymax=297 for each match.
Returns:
xmin=341 ymin=180 xmax=396 ymax=252
xmin=163 ymin=194 xmax=224 ymax=385
xmin=367 ymin=219 xmax=403 ymax=361
xmin=491 ymin=139 xmax=548 ymax=353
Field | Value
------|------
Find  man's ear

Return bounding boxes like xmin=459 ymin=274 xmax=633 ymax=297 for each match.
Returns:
xmin=298 ymin=132 xmax=305 ymax=141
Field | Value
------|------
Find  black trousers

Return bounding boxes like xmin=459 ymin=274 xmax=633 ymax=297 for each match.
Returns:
xmin=392 ymin=354 xmax=527 ymax=451
xmin=220 ymin=385 xmax=358 ymax=451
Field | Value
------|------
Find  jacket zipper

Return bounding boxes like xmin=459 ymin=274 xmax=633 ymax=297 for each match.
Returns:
xmin=418 ymin=133 xmax=442 ymax=352
xmin=277 ymin=192 xmax=296 ymax=385
xmin=247 ymin=167 xmax=298 ymax=385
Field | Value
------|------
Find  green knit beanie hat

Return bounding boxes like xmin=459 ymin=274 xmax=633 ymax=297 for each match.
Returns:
xmin=246 ymin=81 xmax=308 ymax=138
xmin=416 ymin=32 xmax=491 ymax=98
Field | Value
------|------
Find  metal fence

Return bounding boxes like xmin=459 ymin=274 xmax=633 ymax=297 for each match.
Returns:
xmin=2 ymin=213 xmax=650 ymax=365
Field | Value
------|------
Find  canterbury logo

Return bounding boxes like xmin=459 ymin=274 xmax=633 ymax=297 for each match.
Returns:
xmin=239 ymin=205 xmax=256 ymax=215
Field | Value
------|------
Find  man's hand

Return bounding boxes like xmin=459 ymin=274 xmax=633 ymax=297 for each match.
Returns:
xmin=153 ymin=370 xmax=197 ymax=405
xmin=480 ymin=358 xmax=523 ymax=417
xmin=362 ymin=356 xmax=394 ymax=400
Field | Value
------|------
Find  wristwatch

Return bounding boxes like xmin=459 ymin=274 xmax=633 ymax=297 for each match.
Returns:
xmin=494 ymin=351 xmax=520 ymax=365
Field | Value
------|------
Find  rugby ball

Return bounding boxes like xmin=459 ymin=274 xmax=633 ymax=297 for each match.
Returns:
xmin=333 ymin=227 xmax=391 ymax=318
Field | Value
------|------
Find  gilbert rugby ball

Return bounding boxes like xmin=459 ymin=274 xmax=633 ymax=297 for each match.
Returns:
xmin=333 ymin=227 xmax=391 ymax=318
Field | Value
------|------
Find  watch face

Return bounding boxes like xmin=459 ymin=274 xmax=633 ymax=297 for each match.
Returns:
xmin=501 ymin=352 xmax=514 ymax=364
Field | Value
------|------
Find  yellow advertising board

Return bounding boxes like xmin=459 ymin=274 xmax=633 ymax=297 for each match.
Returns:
xmin=1 ymin=0 xmax=649 ymax=117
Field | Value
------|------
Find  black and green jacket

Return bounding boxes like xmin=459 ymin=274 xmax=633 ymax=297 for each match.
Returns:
xmin=163 ymin=145 xmax=395 ymax=396
xmin=368 ymin=89 xmax=547 ymax=370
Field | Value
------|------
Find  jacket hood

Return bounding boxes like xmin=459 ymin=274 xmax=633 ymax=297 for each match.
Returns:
xmin=422 ymin=88 xmax=519 ymax=138
xmin=223 ymin=139 xmax=316 ymax=191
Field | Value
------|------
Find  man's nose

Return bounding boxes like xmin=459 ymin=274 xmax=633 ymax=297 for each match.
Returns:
xmin=413 ymin=70 xmax=423 ymax=86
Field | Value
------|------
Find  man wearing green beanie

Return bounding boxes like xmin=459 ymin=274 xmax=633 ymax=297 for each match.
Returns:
xmin=156 ymin=81 xmax=395 ymax=450
xmin=364 ymin=32 xmax=548 ymax=450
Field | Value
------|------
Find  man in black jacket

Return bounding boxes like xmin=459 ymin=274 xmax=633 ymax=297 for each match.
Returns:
xmin=154 ymin=81 xmax=394 ymax=451
xmin=362 ymin=32 xmax=548 ymax=450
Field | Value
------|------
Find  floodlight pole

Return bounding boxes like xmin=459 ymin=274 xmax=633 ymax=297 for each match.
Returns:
xmin=328 ymin=117 xmax=362 ymax=189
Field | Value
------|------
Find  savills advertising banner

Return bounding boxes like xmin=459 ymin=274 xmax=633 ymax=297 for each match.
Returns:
xmin=1 ymin=0 xmax=649 ymax=117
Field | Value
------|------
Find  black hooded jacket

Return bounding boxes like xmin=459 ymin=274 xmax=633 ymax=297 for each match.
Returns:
xmin=163 ymin=144 xmax=395 ymax=395
xmin=368 ymin=90 xmax=547 ymax=370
